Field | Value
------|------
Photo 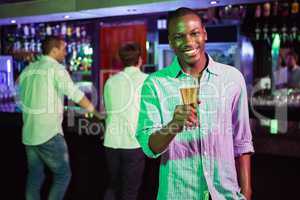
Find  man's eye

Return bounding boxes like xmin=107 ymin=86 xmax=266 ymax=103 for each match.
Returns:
xmin=191 ymin=32 xmax=200 ymax=37
xmin=174 ymin=35 xmax=182 ymax=40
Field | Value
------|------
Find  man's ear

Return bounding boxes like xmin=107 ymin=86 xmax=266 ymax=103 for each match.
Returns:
xmin=138 ymin=56 xmax=143 ymax=67
xmin=203 ymin=26 xmax=208 ymax=41
xmin=168 ymin=35 xmax=174 ymax=49
xmin=51 ymin=47 xmax=58 ymax=55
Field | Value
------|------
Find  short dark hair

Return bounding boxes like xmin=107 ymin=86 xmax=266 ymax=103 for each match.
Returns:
xmin=41 ymin=36 xmax=64 ymax=55
xmin=118 ymin=42 xmax=141 ymax=66
xmin=287 ymin=50 xmax=299 ymax=62
xmin=167 ymin=7 xmax=202 ymax=31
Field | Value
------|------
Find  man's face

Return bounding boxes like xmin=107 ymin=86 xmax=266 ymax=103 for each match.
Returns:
xmin=54 ymin=41 xmax=67 ymax=63
xmin=286 ymin=54 xmax=296 ymax=69
xmin=168 ymin=14 xmax=207 ymax=68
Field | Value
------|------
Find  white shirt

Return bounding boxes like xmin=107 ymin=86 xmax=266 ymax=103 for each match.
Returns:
xmin=19 ymin=56 xmax=84 ymax=145
xmin=103 ymin=66 xmax=148 ymax=149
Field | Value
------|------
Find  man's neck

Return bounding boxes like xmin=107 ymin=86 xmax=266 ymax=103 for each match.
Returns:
xmin=182 ymin=53 xmax=207 ymax=78
xmin=288 ymin=64 xmax=298 ymax=71
xmin=47 ymin=54 xmax=58 ymax=62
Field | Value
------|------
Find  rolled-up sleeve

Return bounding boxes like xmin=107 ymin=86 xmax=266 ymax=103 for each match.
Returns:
xmin=232 ymin=73 xmax=254 ymax=157
xmin=55 ymin=66 xmax=84 ymax=103
xmin=136 ymin=77 xmax=163 ymax=158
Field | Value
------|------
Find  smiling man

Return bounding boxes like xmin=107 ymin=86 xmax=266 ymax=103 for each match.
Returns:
xmin=136 ymin=7 xmax=254 ymax=200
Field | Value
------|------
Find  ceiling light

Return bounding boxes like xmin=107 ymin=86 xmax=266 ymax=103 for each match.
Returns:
xmin=127 ymin=8 xmax=137 ymax=12
xmin=11 ymin=20 xmax=16 ymax=24
xmin=64 ymin=15 xmax=70 ymax=19
xmin=210 ymin=1 xmax=219 ymax=5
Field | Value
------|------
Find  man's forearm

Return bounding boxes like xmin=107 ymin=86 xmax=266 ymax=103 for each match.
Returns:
xmin=148 ymin=121 xmax=179 ymax=154
xmin=78 ymin=96 xmax=104 ymax=120
xmin=235 ymin=153 xmax=252 ymax=200
xmin=78 ymin=96 xmax=94 ymax=112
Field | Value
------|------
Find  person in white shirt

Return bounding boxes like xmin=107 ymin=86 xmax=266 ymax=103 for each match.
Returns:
xmin=19 ymin=36 xmax=99 ymax=200
xmin=103 ymin=42 xmax=148 ymax=200
xmin=286 ymin=51 xmax=300 ymax=89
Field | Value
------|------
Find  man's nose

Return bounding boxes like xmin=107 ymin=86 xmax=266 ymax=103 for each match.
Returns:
xmin=184 ymin=35 xmax=193 ymax=42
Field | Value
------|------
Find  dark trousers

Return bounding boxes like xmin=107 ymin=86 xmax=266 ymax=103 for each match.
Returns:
xmin=104 ymin=147 xmax=145 ymax=200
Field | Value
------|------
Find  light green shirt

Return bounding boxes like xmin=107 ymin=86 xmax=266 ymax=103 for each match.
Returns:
xmin=136 ymin=55 xmax=253 ymax=200
xmin=19 ymin=56 xmax=84 ymax=145
xmin=103 ymin=66 xmax=148 ymax=149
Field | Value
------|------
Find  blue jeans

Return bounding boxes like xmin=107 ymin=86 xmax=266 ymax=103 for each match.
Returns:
xmin=25 ymin=134 xmax=71 ymax=200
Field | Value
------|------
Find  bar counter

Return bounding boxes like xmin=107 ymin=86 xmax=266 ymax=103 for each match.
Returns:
xmin=2 ymin=110 xmax=300 ymax=200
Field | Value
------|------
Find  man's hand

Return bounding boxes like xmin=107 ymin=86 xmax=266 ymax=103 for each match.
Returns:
xmin=169 ymin=103 xmax=198 ymax=133
xmin=241 ymin=188 xmax=252 ymax=200
xmin=236 ymin=153 xmax=252 ymax=200
xmin=148 ymin=101 xmax=200 ymax=154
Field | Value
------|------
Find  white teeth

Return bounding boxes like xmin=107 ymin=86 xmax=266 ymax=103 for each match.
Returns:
xmin=184 ymin=49 xmax=197 ymax=56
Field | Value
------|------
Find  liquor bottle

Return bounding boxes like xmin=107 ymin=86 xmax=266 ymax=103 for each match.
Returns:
xmin=255 ymin=4 xmax=262 ymax=18
xmin=36 ymin=39 xmax=42 ymax=53
xmin=291 ymin=0 xmax=299 ymax=20
xmin=61 ymin=23 xmax=67 ymax=36
xmin=13 ymin=39 xmax=21 ymax=52
xmin=263 ymin=2 xmax=271 ymax=17
xmin=77 ymin=41 xmax=82 ymax=56
xmin=23 ymin=24 xmax=29 ymax=38
xmin=67 ymin=42 xmax=72 ymax=54
xmin=38 ymin=23 xmax=46 ymax=39
xmin=281 ymin=2 xmax=290 ymax=17
xmin=290 ymin=23 xmax=298 ymax=41
xmin=255 ymin=23 xmax=261 ymax=40
xmin=271 ymin=24 xmax=278 ymax=39
xmin=225 ymin=4 xmax=233 ymax=18
xmin=46 ymin=24 xmax=52 ymax=35
xmin=232 ymin=6 xmax=240 ymax=19
xmin=218 ymin=6 xmax=225 ymax=19
xmin=281 ymin=24 xmax=288 ymax=44
xmin=272 ymin=1 xmax=279 ymax=16
xmin=67 ymin=25 xmax=72 ymax=38
xmin=23 ymin=39 xmax=30 ymax=52
xmin=75 ymin=26 xmax=81 ymax=38
xmin=263 ymin=24 xmax=269 ymax=40
xmin=53 ymin=24 xmax=60 ymax=36
xmin=291 ymin=0 xmax=299 ymax=14
xmin=29 ymin=38 xmax=36 ymax=52
xmin=81 ymin=26 xmax=87 ymax=38
xmin=30 ymin=24 xmax=36 ymax=38
xmin=239 ymin=5 xmax=246 ymax=19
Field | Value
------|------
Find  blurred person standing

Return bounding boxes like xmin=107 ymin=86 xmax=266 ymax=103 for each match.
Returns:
xmin=286 ymin=50 xmax=300 ymax=88
xmin=19 ymin=36 xmax=100 ymax=200
xmin=103 ymin=42 xmax=147 ymax=200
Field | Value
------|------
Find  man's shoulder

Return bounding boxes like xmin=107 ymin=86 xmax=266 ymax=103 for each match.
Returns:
xmin=294 ymin=66 xmax=300 ymax=73
xmin=109 ymin=69 xmax=148 ymax=81
xmin=105 ymin=71 xmax=132 ymax=87
xmin=19 ymin=61 xmax=40 ymax=76
xmin=214 ymin=61 xmax=244 ymax=79
xmin=148 ymin=65 xmax=174 ymax=79
xmin=134 ymin=70 xmax=148 ymax=80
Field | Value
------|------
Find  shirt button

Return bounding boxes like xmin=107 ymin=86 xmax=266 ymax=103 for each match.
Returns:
xmin=204 ymin=171 xmax=208 ymax=176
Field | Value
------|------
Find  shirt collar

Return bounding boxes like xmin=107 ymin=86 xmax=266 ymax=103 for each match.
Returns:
xmin=169 ymin=53 xmax=221 ymax=78
xmin=41 ymin=55 xmax=59 ymax=64
xmin=124 ymin=66 xmax=140 ymax=73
